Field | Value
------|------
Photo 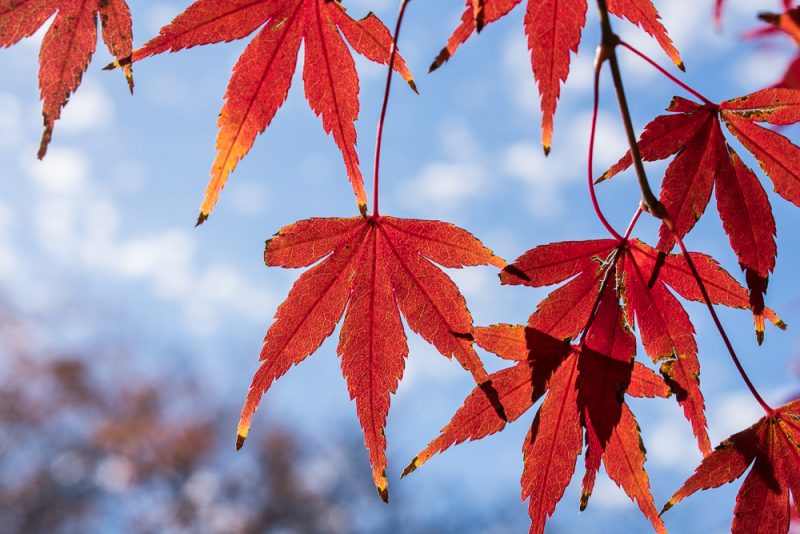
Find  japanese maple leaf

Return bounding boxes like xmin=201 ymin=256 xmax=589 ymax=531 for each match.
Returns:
xmin=120 ymin=0 xmax=415 ymax=224
xmin=663 ymin=400 xmax=800 ymax=534
xmin=500 ymin=237 xmax=785 ymax=454
xmin=601 ymin=89 xmax=800 ymax=336
xmin=236 ymin=214 xmax=504 ymax=501
xmin=405 ymin=286 xmax=671 ymax=533
xmin=715 ymin=0 xmax=793 ymax=27
xmin=432 ymin=0 xmax=682 ymax=153
xmin=758 ymin=5 xmax=800 ymax=44
xmin=0 ymin=0 xmax=133 ymax=158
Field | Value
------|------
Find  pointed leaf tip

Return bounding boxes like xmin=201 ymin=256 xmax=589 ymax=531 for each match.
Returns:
xmin=429 ymin=48 xmax=451 ymax=73
xmin=235 ymin=433 xmax=246 ymax=451
xmin=377 ymin=485 xmax=389 ymax=503
xmin=196 ymin=212 xmax=209 ymax=227
xmin=401 ymin=457 xmax=419 ymax=478
xmin=408 ymin=79 xmax=419 ymax=94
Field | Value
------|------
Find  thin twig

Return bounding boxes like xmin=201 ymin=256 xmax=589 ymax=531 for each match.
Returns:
xmin=623 ymin=206 xmax=643 ymax=241
xmin=595 ymin=0 xmax=666 ymax=218
xmin=668 ymin=218 xmax=774 ymax=415
xmin=372 ymin=0 xmax=411 ymax=217
xmin=589 ymin=61 xmax=625 ymax=241
xmin=618 ymin=40 xmax=714 ymax=106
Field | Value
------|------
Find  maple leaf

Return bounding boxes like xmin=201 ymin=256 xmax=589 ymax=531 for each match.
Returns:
xmin=715 ymin=0 xmax=793 ymax=27
xmin=0 ymin=0 xmax=133 ymax=158
xmin=602 ymin=89 xmax=800 ymax=336
xmin=431 ymin=0 xmax=681 ymax=153
xmin=406 ymin=232 xmax=785 ymax=532
xmin=235 ymin=214 xmax=504 ymax=502
xmin=501 ymin=237 xmax=784 ymax=453
xmin=117 ymin=0 xmax=415 ymax=224
xmin=663 ymin=400 xmax=800 ymax=534
xmin=405 ymin=288 xmax=670 ymax=533
xmin=758 ymin=5 xmax=800 ymax=45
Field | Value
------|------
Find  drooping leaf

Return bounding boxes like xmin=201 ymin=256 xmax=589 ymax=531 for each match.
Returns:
xmin=0 ymin=0 xmax=133 ymax=158
xmin=237 ymin=215 xmax=503 ymax=501
xmin=120 ymin=0 xmax=415 ymax=223
xmin=501 ymin=235 xmax=782 ymax=453
xmin=603 ymin=89 xmax=800 ymax=331
xmin=432 ymin=0 xmax=681 ymax=153
xmin=408 ymin=223 xmax=786 ymax=530
xmin=663 ymin=400 xmax=800 ymax=534
xmin=758 ymin=5 xmax=800 ymax=45
xmin=408 ymin=314 xmax=668 ymax=533
xmin=624 ymin=240 xmax=710 ymax=454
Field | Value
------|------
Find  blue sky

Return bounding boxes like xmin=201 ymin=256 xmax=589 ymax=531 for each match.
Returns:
xmin=1 ymin=0 xmax=800 ymax=532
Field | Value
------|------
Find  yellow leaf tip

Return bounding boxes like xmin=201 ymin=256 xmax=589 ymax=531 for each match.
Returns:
xmin=489 ymin=255 xmax=507 ymax=269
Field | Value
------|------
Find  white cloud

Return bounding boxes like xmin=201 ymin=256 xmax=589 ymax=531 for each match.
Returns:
xmin=397 ymin=336 xmax=464 ymax=392
xmin=0 ymin=202 xmax=24 ymax=284
xmin=503 ymin=110 xmax=627 ymax=218
xmin=731 ymin=48 xmax=794 ymax=91
xmin=58 ymin=81 xmax=113 ymax=134
xmin=16 ymin=145 xmax=277 ymax=336
xmin=229 ymin=180 xmax=270 ymax=217
xmin=646 ymin=412 xmax=703 ymax=469
xmin=348 ymin=0 xmax=393 ymax=12
xmin=398 ymin=121 xmax=487 ymax=215
xmin=24 ymin=147 xmax=89 ymax=194
xmin=0 ymin=93 xmax=22 ymax=149
xmin=589 ymin=472 xmax=635 ymax=510
xmin=709 ymin=391 xmax=763 ymax=445
xmin=503 ymin=33 xmax=537 ymax=113
xmin=145 ymin=4 xmax=180 ymax=35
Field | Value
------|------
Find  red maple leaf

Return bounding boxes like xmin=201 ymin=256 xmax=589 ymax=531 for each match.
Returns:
xmin=502 ymin=237 xmax=784 ymax=453
xmin=663 ymin=400 xmax=800 ymax=534
xmin=757 ymin=4 xmax=800 ymax=44
xmin=120 ymin=0 xmax=415 ymax=224
xmin=236 ymin=214 xmax=504 ymax=501
xmin=405 ymin=289 xmax=670 ymax=533
xmin=432 ymin=0 xmax=682 ymax=153
xmin=0 ymin=0 xmax=133 ymax=158
xmin=601 ymin=89 xmax=800 ymax=336
xmin=715 ymin=0 xmax=793 ymax=27
xmin=406 ymin=233 xmax=785 ymax=531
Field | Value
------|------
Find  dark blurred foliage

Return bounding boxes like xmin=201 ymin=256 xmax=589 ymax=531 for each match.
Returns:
xmin=0 ymin=353 xmax=362 ymax=533
xmin=0 ymin=306 xmax=520 ymax=534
